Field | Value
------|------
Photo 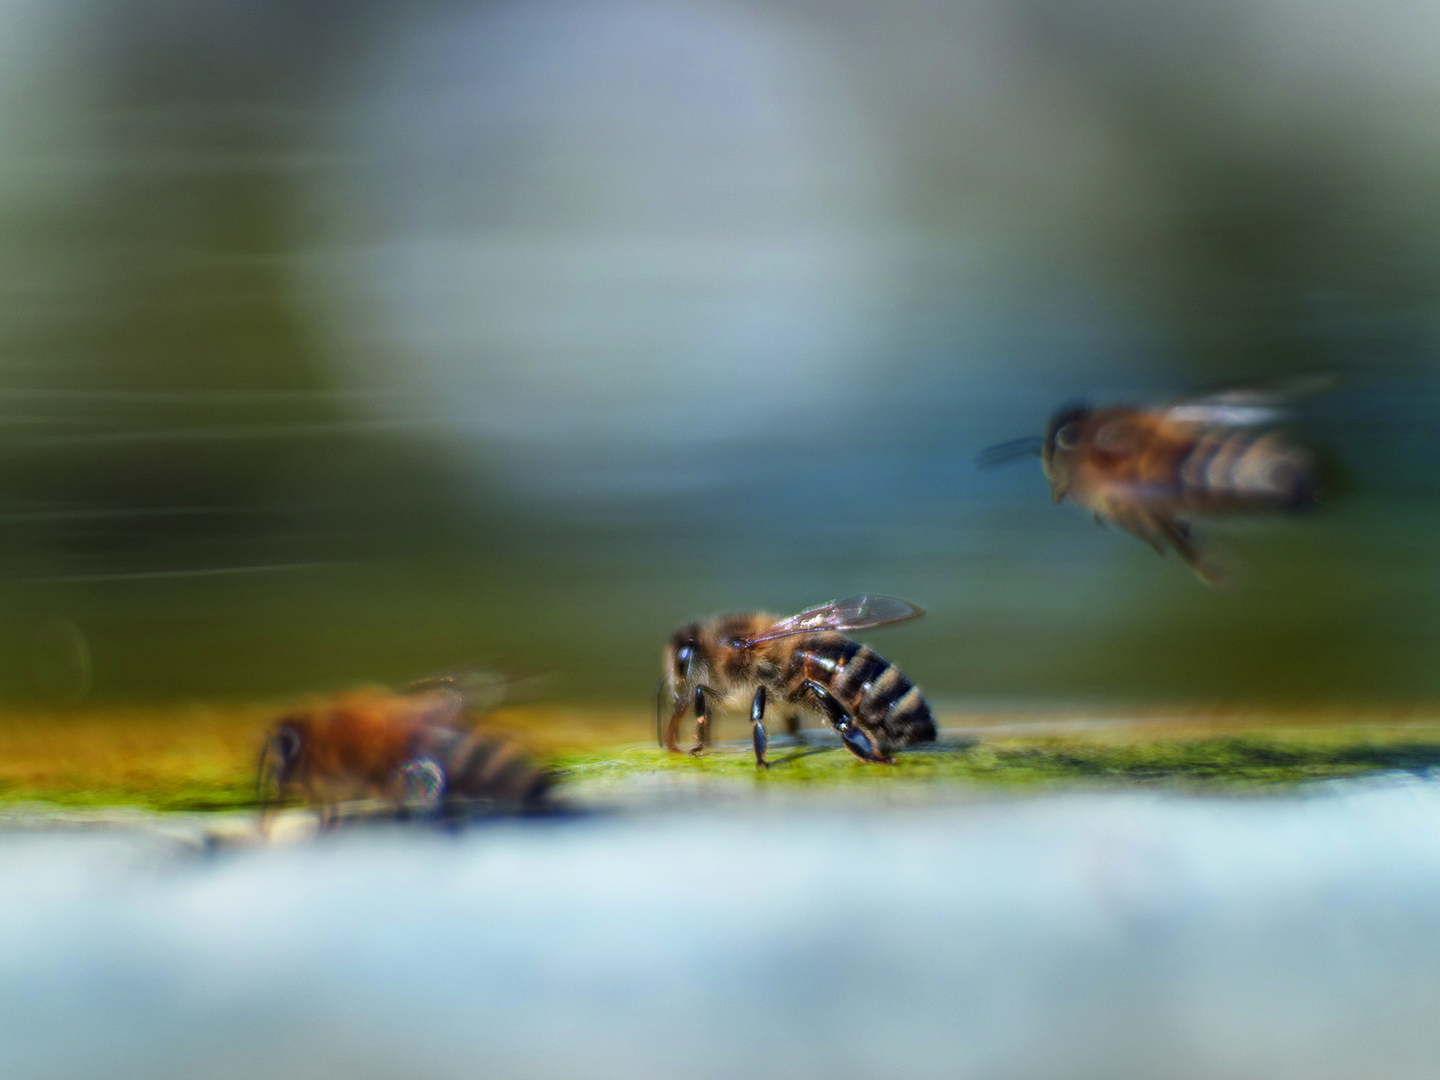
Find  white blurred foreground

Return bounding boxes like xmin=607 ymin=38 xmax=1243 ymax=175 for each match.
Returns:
xmin=4 ymin=778 xmax=1440 ymax=1080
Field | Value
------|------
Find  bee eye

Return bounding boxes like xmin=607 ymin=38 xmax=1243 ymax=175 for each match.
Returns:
xmin=676 ymin=644 xmax=695 ymax=673
xmin=1055 ymin=423 xmax=1080 ymax=451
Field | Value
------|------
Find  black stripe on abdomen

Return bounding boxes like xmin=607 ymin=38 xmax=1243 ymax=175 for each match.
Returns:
xmin=446 ymin=732 xmax=550 ymax=806
xmin=830 ymin=643 xmax=889 ymax=703
xmin=1179 ymin=431 xmax=1225 ymax=499
xmin=796 ymin=637 xmax=937 ymax=748
xmin=803 ymin=635 xmax=861 ymax=673
xmin=879 ymin=685 xmax=936 ymax=746
xmin=1180 ymin=429 xmax=1313 ymax=510
xmin=845 ymin=647 xmax=935 ymax=748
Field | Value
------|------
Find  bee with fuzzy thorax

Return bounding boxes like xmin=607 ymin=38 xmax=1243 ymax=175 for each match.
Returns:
xmin=256 ymin=681 xmax=553 ymax=830
xmin=660 ymin=595 xmax=936 ymax=767
xmin=979 ymin=382 xmax=1327 ymax=584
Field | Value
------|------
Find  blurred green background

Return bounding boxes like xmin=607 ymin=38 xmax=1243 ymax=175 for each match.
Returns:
xmin=0 ymin=0 xmax=1437 ymax=707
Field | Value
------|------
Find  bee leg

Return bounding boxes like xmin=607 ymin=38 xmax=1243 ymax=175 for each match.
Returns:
xmin=300 ymin=780 xmax=331 ymax=830
xmin=751 ymin=686 xmax=770 ymax=769
xmin=255 ymin=741 xmax=276 ymax=837
xmin=1115 ymin=511 xmax=1166 ymax=554
xmin=835 ymin=719 xmax=891 ymax=764
xmin=688 ymin=685 xmax=709 ymax=756
xmin=662 ymin=694 xmax=689 ymax=753
xmin=805 ymin=681 xmax=892 ymax=764
xmin=1153 ymin=515 xmax=1195 ymax=559
xmin=1152 ymin=515 xmax=1221 ymax=585
xmin=784 ymin=712 xmax=805 ymax=746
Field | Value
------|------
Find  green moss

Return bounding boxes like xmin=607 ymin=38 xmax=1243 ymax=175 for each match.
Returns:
xmin=551 ymin=734 xmax=1440 ymax=791
xmin=0 ymin=778 xmax=257 ymax=812
xmin=5 ymin=709 xmax=1440 ymax=813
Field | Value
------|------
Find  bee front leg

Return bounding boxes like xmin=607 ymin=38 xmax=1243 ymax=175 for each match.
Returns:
xmin=751 ymin=686 xmax=770 ymax=769
xmin=662 ymin=694 xmax=689 ymax=753
xmin=805 ymin=681 xmax=892 ymax=764
xmin=301 ymin=780 xmax=332 ymax=830
xmin=689 ymin=686 xmax=710 ymax=756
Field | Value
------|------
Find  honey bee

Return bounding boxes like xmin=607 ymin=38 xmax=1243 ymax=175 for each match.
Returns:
xmin=256 ymin=682 xmax=553 ymax=829
xmin=979 ymin=382 xmax=1325 ymax=584
xmin=660 ymin=594 xmax=936 ymax=767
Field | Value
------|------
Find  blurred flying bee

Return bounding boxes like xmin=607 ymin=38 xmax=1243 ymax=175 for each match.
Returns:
xmin=256 ymin=681 xmax=553 ymax=830
xmin=978 ymin=380 xmax=1328 ymax=584
xmin=660 ymin=594 xmax=936 ymax=767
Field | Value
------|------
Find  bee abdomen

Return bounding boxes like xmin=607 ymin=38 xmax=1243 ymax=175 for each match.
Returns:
xmin=407 ymin=724 xmax=551 ymax=812
xmin=1179 ymin=429 xmax=1314 ymax=510
xmin=441 ymin=730 xmax=553 ymax=810
xmin=861 ymin=675 xmax=936 ymax=749
xmin=803 ymin=639 xmax=936 ymax=749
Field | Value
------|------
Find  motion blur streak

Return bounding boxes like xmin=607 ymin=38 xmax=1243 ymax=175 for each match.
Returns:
xmin=0 ymin=0 xmax=1434 ymax=703
xmin=300 ymin=0 xmax=898 ymax=488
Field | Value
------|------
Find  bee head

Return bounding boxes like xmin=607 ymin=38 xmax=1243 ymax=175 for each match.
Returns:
xmin=666 ymin=624 xmax=705 ymax=688
xmin=657 ymin=624 xmax=705 ymax=748
xmin=257 ymin=720 xmax=304 ymax=807
xmin=1042 ymin=402 xmax=1091 ymax=503
xmin=271 ymin=722 xmax=303 ymax=770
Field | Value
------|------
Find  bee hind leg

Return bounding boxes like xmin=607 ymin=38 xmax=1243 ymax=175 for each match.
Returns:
xmin=1115 ymin=511 xmax=1178 ymax=557
xmin=805 ymin=681 xmax=892 ymax=764
xmin=1151 ymin=515 xmax=1222 ymax=586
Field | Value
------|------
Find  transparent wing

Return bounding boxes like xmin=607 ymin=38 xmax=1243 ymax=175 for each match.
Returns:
xmin=1163 ymin=374 xmax=1334 ymax=426
xmin=397 ymin=687 xmax=467 ymax=728
xmin=405 ymin=668 xmax=511 ymax=714
xmin=744 ymin=595 xmax=925 ymax=645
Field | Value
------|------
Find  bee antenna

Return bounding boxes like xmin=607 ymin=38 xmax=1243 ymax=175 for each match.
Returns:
xmin=974 ymin=436 xmax=1044 ymax=468
xmin=654 ymin=677 xmax=667 ymax=748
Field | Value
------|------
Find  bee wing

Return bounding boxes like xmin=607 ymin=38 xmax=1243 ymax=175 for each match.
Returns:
xmin=744 ymin=595 xmax=925 ymax=646
xmin=401 ymin=686 xmax=468 ymax=727
xmin=1163 ymin=374 xmax=1334 ymax=426
xmin=405 ymin=668 xmax=511 ymax=713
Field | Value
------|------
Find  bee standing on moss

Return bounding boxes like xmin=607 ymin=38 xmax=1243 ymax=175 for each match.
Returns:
xmin=979 ymin=381 xmax=1326 ymax=584
xmin=659 ymin=595 xmax=935 ymax=767
xmin=256 ymin=683 xmax=552 ymax=829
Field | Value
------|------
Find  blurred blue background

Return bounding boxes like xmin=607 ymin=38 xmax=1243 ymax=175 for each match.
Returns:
xmin=0 ymin=0 xmax=1437 ymax=706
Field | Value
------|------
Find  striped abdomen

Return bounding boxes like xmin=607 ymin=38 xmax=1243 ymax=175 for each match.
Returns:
xmin=793 ymin=635 xmax=935 ymax=750
xmin=409 ymin=725 xmax=553 ymax=812
xmin=1175 ymin=427 xmax=1315 ymax=512
xmin=1077 ymin=410 xmax=1316 ymax=514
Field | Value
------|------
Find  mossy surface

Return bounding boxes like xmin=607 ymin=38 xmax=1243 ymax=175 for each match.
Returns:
xmin=558 ymin=730 xmax=1440 ymax=792
xmin=2 ymin=704 xmax=1440 ymax=810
